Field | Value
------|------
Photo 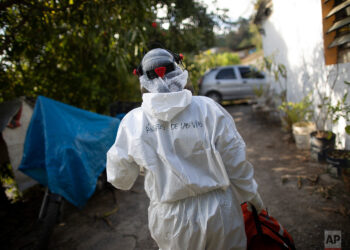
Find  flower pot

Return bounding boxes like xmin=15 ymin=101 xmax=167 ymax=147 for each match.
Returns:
xmin=310 ymin=130 xmax=336 ymax=162
xmin=326 ymin=149 xmax=350 ymax=177
xmin=292 ymin=122 xmax=316 ymax=149
xmin=255 ymin=96 xmax=266 ymax=106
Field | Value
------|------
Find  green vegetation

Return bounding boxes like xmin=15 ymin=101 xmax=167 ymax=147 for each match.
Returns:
xmin=0 ymin=0 xmax=263 ymax=114
xmin=185 ymin=50 xmax=241 ymax=93
xmin=279 ymin=95 xmax=313 ymax=132
xmin=253 ymin=85 xmax=265 ymax=97
xmin=0 ymin=0 xmax=224 ymax=113
xmin=260 ymin=55 xmax=287 ymax=100
xmin=0 ymin=163 xmax=21 ymax=202
xmin=216 ymin=17 xmax=262 ymax=51
xmin=327 ymin=81 xmax=350 ymax=135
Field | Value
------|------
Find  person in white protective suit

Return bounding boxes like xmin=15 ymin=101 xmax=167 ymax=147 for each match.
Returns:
xmin=106 ymin=48 xmax=264 ymax=250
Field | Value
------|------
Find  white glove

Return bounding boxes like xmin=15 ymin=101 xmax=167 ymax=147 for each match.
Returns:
xmin=248 ymin=192 xmax=264 ymax=214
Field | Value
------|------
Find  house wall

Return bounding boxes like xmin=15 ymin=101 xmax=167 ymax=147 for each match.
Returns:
xmin=260 ymin=0 xmax=350 ymax=149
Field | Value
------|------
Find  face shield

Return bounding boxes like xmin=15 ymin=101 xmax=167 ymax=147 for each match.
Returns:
xmin=138 ymin=48 xmax=189 ymax=93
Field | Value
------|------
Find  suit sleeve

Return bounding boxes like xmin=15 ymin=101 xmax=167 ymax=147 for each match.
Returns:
xmin=213 ymin=103 xmax=263 ymax=208
xmin=106 ymin=122 xmax=140 ymax=190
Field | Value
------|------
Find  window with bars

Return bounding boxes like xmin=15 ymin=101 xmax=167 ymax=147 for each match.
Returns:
xmin=322 ymin=0 xmax=350 ymax=65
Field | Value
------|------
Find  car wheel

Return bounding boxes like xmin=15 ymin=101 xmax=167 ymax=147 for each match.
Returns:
xmin=207 ymin=92 xmax=222 ymax=103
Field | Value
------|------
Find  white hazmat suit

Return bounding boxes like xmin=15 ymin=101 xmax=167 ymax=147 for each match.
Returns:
xmin=107 ymin=49 xmax=263 ymax=250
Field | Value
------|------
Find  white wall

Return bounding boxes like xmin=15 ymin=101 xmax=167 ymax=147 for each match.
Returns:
xmin=261 ymin=0 xmax=350 ymax=149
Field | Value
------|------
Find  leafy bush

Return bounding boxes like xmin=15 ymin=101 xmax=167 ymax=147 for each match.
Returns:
xmin=258 ymin=55 xmax=287 ymax=103
xmin=327 ymin=81 xmax=350 ymax=135
xmin=253 ymin=85 xmax=265 ymax=97
xmin=185 ymin=50 xmax=241 ymax=93
xmin=279 ymin=95 xmax=313 ymax=132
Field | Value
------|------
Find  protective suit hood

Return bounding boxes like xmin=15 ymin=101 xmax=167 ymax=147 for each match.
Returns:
xmin=141 ymin=89 xmax=192 ymax=121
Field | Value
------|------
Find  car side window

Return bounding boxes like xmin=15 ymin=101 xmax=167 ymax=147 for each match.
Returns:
xmin=239 ymin=67 xmax=265 ymax=79
xmin=215 ymin=68 xmax=236 ymax=79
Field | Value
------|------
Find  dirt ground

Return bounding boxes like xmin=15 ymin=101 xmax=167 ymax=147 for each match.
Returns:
xmin=2 ymin=103 xmax=350 ymax=250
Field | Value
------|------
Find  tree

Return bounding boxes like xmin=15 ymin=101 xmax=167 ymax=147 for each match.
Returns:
xmin=215 ymin=17 xmax=262 ymax=51
xmin=150 ymin=0 xmax=217 ymax=53
xmin=0 ymin=0 xmax=221 ymax=113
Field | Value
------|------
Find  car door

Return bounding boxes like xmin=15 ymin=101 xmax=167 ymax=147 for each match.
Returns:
xmin=237 ymin=66 xmax=266 ymax=96
xmin=215 ymin=67 xmax=243 ymax=99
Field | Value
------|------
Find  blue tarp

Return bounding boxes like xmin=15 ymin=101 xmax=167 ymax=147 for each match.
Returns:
xmin=19 ymin=96 xmax=120 ymax=208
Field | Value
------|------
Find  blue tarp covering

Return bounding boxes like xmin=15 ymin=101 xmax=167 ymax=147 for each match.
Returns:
xmin=19 ymin=96 xmax=120 ymax=208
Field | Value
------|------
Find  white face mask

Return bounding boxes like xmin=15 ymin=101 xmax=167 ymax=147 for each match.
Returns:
xmin=140 ymin=66 xmax=188 ymax=93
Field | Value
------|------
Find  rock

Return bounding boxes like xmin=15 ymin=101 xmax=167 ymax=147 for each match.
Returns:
xmin=281 ymin=175 xmax=291 ymax=184
xmin=319 ymin=173 xmax=342 ymax=186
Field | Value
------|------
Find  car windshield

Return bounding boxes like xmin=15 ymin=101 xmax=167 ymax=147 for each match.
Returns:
xmin=216 ymin=68 xmax=236 ymax=79
xmin=239 ymin=67 xmax=265 ymax=79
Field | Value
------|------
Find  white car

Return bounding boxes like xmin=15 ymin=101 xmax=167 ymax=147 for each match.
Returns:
xmin=198 ymin=65 xmax=268 ymax=103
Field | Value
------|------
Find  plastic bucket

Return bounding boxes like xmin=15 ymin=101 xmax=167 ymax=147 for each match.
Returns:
xmin=292 ymin=122 xmax=316 ymax=150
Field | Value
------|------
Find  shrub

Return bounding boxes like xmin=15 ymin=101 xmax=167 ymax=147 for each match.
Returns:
xmin=279 ymin=95 xmax=313 ymax=132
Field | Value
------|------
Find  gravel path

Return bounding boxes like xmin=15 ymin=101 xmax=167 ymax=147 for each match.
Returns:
xmin=227 ymin=104 xmax=350 ymax=250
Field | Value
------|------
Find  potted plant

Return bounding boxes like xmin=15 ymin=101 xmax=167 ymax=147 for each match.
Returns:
xmin=326 ymin=149 xmax=350 ymax=194
xmin=308 ymin=72 xmax=345 ymax=162
xmin=293 ymin=121 xmax=317 ymax=150
xmin=310 ymin=130 xmax=336 ymax=162
xmin=253 ymin=85 xmax=266 ymax=105
xmin=326 ymin=150 xmax=350 ymax=174
xmin=278 ymin=94 xmax=315 ymax=149
xmin=325 ymin=81 xmax=350 ymax=180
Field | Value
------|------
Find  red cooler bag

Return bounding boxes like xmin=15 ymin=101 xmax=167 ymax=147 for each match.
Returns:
xmin=241 ymin=203 xmax=295 ymax=250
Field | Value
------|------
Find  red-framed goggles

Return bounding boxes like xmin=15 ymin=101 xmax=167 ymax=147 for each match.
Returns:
xmin=140 ymin=63 xmax=175 ymax=80
xmin=133 ymin=61 xmax=180 ymax=79
xmin=133 ymin=53 xmax=183 ymax=78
